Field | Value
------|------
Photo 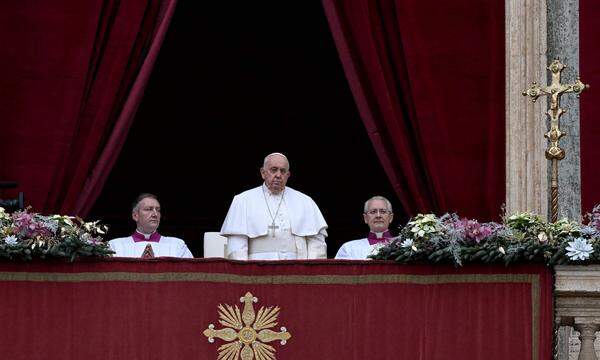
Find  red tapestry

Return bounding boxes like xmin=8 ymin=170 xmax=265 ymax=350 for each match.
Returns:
xmin=0 ymin=260 xmax=552 ymax=359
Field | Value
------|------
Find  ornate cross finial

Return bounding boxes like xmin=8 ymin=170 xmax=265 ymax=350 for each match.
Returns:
xmin=523 ymin=59 xmax=589 ymax=222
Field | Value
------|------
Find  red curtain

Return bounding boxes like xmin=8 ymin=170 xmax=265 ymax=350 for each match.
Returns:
xmin=323 ymin=0 xmax=505 ymax=220
xmin=0 ymin=260 xmax=553 ymax=360
xmin=580 ymin=0 xmax=600 ymax=213
xmin=0 ymin=0 xmax=176 ymax=216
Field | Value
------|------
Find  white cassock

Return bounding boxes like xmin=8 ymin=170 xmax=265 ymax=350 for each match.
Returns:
xmin=220 ymin=184 xmax=328 ymax=260
xmin=335 ymin=232 xmax=392 ymax=260
xmin=334 ymin=239 xmax=375 ymax=260
xmin=108 ymin=233 xmax=193 ymax=258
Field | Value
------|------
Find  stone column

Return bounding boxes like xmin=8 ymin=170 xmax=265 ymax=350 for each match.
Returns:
xmin=506 ymin=0 xmax=582 ymax=221
xmin=505 ymin=0 xmax=548 ymax=218
xmin=546 ymin=0 xmax=581 ymax=221
xmin=555 ymin=266 xmax=600 ymax=360
xmin=574 ymin=321 xmax=600 ymax=360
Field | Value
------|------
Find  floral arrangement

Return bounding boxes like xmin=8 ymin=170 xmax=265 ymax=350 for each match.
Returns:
xmin=0 ymin=207 xmax=113 ymax=261
xmin=371 ymin=205 xmax=600 ymax=266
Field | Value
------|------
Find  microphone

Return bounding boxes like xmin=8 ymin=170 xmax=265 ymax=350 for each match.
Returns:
xmin=0 ymin=181 xmax=25 ymax=210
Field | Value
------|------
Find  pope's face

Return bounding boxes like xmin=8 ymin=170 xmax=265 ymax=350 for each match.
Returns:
xmin=363 ymin=199 xmax=393 ymax=233
xmin=132 ymin=197 xmax=161 ymax=234
xmin=260 ymin=155 xmax=290 ymax=194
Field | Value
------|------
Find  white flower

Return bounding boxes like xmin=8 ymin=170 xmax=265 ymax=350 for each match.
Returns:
xmin=566 ymin=237 xmax=594 ymax=261
xmin=581 ymin=226 xmax=597 ymax=237
xmin=400 ymin=239 xmax=418 ymax=251
xmin=369 ymin=242 xmax=386 ymax=256
xmin=0 ymin=207 xmax=8 ymax=220
xmin=4 ymin=235 xmax=18 ymax=245
xmin=408 ymin=214 xmax=440 ymax=239
xmin=537 ymin=232 xmax=548 ymax=243
xmin=498 ymin=246 xmax=505 ymax=255
xmin=80 ymin=233 xmax=92 ymax=243
xmin=50 ymin=215 xmax=74 ymax=226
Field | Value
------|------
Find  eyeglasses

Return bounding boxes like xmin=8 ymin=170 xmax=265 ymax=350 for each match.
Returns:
xmin=366 ymin=209 xmax=391 ymax=215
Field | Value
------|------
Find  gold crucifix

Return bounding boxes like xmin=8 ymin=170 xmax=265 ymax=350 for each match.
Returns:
xmin=522 ymin=59 xmax=589 ymax=222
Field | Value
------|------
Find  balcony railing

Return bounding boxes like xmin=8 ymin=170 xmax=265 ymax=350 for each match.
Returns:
xmin=555 ymin=265 xmax=600 ymax=360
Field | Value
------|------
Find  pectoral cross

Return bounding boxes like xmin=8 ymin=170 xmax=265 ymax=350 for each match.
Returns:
xmin=268 ymin=223 xmax=279 ymax=237
xmin=523 ymin=59 xmax=589 ymax=222
xmin=141 ymin=243 xmax=155 ymax=258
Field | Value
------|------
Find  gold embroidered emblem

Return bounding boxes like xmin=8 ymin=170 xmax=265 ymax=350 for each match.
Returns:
xmin=203 ymin=292 xmax=291 ymax=360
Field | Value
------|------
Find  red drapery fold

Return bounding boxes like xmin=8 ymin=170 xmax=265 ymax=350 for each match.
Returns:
xmin=322 ymin=0 xmax=505 ymax=220
xmin=580 ymin=0 xmax=600 ymax=213
xmin=0 ymin=0 xmax=176 ymax=216
xmin=0 ymin=260 xmax=553 ymax=360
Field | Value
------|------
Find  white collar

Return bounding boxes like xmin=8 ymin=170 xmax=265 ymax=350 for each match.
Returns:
xmin=135 ymin=230 xmax=156 ymax=240
xmin=262 ymin=183 xmax=284 ymax=197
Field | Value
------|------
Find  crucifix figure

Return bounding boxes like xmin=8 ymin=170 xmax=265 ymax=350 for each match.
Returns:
xmin=523 ymin=59 xmax=589 ymax=222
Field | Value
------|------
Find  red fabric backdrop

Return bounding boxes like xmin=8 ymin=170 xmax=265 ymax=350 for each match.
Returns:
xmin=0 ymin=260 xmax=552 ymax=360
xmin=323 ymin=0 xmax=505 ymax=220
xmin=2 ymin=0 xmax=597 ymax=222
xmin=0 ymin=0 xmax=176 ymax=216
xmin=580 ymin=0 xmax=600 ymax=213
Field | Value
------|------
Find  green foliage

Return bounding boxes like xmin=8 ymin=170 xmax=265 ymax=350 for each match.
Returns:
xmin=0 ymin=207 xmax=113 ymax=261
xmin=371 ymin=210 xmax=600 ymax=266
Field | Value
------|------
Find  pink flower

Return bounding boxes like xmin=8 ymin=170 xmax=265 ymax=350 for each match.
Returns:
xmin=590 ymin=205 xmax=600 ymax=232
xmin=12 ymin=211 xmax=33 ymax=236
xmin=11 ymin=211 xmax=52 ymax=238
xmin=449 ymin=218 xmax=493 ymax=243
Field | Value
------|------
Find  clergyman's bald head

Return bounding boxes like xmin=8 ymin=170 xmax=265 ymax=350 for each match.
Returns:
xmin=263 ymin=152 xmax=290 ymax=169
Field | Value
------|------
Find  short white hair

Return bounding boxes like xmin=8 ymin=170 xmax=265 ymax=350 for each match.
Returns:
xmin=263 ymin=152 xmax=290 ymax=169
xmin=364 ymin=196 xmax=393 ymax=214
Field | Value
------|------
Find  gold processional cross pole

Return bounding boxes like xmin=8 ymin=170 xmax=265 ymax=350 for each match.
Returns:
xmin=523 ymin=59 xmax=589 ymax=223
